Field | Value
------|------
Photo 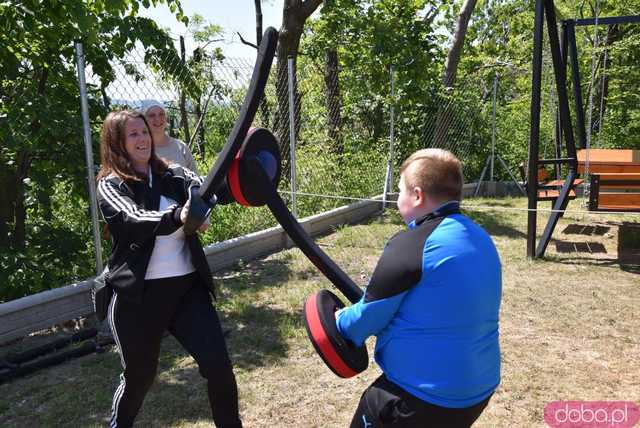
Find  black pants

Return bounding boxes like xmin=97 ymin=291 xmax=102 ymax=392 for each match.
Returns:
xmin=107 ymin=272 xmax=241 ymax=428
xmin=350 ymin=375 xmax=492 ymax=428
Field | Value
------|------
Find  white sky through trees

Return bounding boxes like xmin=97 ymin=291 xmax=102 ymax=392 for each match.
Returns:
xmin=141 ymin=0 xmax=285 ymax=58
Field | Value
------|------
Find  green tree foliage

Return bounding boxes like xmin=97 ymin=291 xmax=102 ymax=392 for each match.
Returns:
xmin=303 ymin=0 xmax=448 ymax=162
xmin=461 ymin=0 xmax=640 ymax=181
xmin=0 ymin=0 xmax=187 ymax=302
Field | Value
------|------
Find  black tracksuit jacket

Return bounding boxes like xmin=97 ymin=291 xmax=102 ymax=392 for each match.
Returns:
xmin=97 ymin=165 xmax=215 ymax=303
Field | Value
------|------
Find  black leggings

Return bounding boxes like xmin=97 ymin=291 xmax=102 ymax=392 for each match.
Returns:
xmin=107 ymin=273 xmax=241 ymax=428
xmin=350 ymin=375 xmax=492 ymax=428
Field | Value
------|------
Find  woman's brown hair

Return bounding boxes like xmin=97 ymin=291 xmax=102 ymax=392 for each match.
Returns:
xmin=96 ymin=110 xmax=167 ymax=181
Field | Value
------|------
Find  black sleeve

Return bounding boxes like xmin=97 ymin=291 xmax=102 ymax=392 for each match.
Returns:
xmin=364 ymin=218 xmax=445 ymax=302
xmin=97 ymin=178 xmax=183 ymax=243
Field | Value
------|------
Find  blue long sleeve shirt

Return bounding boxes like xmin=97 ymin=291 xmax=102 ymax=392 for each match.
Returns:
xmin=336 ymin=202 xmax=502 ymax=408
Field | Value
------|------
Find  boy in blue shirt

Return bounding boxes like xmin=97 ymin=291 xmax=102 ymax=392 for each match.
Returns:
xmin=336 ymin=149 xmax=502 ymax=427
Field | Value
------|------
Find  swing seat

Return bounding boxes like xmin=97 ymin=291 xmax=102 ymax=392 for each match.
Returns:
xmin=578 ymin=149 xmax=640 ymax=212
xmin=588 ymin=173 xmax=640 ymax=211
xmin=518 ymin=163 xmax=584 ymax=203
xmin=535 ymin=179 xmax=584 ymax=203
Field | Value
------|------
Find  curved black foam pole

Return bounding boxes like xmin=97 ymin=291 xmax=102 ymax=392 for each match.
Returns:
xmin=199 ymin=27 xmax=278 ymax=202
xmin=246 ymin=158 xmax=364 ymax=304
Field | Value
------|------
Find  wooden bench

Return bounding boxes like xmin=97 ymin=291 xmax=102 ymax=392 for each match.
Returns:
xmin=519 ymin=163 xmax=584 ymax=205
xmin=589 ymin=173 xmax=640 ymax=211
xmin=578 ymin=149 xmax=640 ymax=212
xmin=537 ymin=179 xmax=584 ymax=202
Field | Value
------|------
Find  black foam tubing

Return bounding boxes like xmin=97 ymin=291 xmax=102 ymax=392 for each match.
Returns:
xmin=0 ymin=336 xmax=115 ymax=384
xmin=246 ymin=158 xmax=364 ymax=304
xmin=1 ymin=328 xmax=97 ymax=367
xmin=199 ymin=27 xmax=278 ymax=201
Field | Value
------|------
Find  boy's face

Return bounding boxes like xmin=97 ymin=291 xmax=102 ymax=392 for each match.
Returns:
xmin=397 ymin=173 xmax=421 ymax=224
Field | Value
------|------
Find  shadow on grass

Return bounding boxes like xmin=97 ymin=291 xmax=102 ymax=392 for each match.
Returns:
xmin=210 ymin=257 xmax=302 ymax=370
xmin=545 ymin=256 xmax=640 ymax=275
xmin=555 ymin=241 xmax=607 ymax=254
xmin=545 ymin=222 xmax=640 ymax=275
xmin=618 ymin=222 xmax=640 ymax=274
xmin=465 ymin=198 xmax=522 ymax=208
xmin=562 ymin=224 xmax=610 ymax=236
xmin=464 ymin=209 xmax=527 ymax=239
xmin=223 ymin=304 xmax=300 ymax=370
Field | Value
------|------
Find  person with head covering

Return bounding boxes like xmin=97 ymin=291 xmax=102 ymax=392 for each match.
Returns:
xmin=141 ymin=100 xmax=199 ymax=173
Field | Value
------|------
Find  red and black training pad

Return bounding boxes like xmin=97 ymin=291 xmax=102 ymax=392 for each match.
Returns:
xmin=303 ymin=289 xmax=368 ymax=378
xmin=183 ymin=27 xmax=277 ymax=234
xmin=227 ymin=127 xmax=282 ymax=207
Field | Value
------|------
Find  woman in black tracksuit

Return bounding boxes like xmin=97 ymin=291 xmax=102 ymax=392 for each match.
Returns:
xmin=96 ymin=110 xmax=242 ymax=428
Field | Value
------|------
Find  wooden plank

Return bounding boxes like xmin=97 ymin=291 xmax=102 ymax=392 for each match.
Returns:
xmin=578 ymin=164 xmax=640 ymax=174
xmin=595 ymin=204 xmax=640 ymax=211
xmin=597 ymin=193 xmax=640 ymax=207
xmin=599 ymin=184 xmax=640 ymax=189
xmin=577 ymin=149 xmax=640 ymax=174
xmin=545 ymin=179 xmax=584 ymax=187
xmin=537 ymin=189 xmax=576 ymax=201
xmin=592 ymin=173 xmax=640 ymax=188
xmin=577 ymin=149 xmax=640 ymax=165
xmin=0 ymin=280 xmax=94 ymax=344
xmin=595 ymin=173 xmax=640 ymax=180
xmin=204 ymin=226 xmax=290 ymax=272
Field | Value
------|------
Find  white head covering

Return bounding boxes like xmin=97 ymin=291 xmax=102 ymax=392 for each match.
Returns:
xmin=140 ymin=100 xmax=166 ymax=115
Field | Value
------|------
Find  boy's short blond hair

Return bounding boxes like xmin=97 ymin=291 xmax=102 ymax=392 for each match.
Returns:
xmin=399 ymin=149 xmax=463 ymax=202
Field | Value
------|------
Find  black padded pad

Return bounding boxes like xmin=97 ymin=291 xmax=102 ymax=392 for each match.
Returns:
xmin=303 ymin=289 xmax=368 ymax=378
xmin=199 ymin=27 xmax=278 ymax=201
xmin=228 ymin=128 xmax=282 ymax=207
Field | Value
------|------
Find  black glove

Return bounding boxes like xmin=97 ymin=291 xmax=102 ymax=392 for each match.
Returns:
xmin=182 ymin=187 xmax=217 ymax=235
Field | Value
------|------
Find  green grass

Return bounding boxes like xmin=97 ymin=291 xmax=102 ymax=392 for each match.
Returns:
xmin=1 ymin=197 xmax=638 ymax=427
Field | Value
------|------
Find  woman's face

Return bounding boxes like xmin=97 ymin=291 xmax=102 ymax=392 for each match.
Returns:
xmin=145 ymin=106 xmax=167 ymax=135
xmin=124 ymin=117 xmax=152 ymax=172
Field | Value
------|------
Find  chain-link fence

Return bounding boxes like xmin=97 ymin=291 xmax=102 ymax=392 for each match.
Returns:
xmin=79 ymin=41 xmax=521 ymax=285
xmin=2 ymin=37 xmax=516 ymax=303
xmin=0 ymin=50 xmax=100 ymax=302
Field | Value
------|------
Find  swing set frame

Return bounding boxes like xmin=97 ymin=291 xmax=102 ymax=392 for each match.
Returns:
xmin=526 ymin=0 xmax=640 ymax=258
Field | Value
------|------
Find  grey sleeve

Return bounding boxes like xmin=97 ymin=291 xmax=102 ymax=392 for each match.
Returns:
xmin=182 ymin=142 xmax=198 ymax=175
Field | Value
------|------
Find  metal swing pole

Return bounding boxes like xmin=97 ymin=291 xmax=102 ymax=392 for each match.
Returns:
xmin=383 ymin=65 xmax=396 ymax=209
xmin=527 ymin=0 xmax=545 ymax=258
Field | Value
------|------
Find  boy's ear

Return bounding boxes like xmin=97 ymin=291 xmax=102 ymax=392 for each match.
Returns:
xmin=413 ymin=186 xmax=426 ymax=206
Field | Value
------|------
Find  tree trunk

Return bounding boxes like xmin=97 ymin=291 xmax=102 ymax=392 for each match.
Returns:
xmin=371 ymin=104 xmax=385 ymax=144
xmin=192 ymin=48 xmax=206 ymax=158
xmin=13 ymin=149 xmax=31 ymax=249
xmin=100 ymin=84 xmax=110 ymax=109
xmin=179 ymin=36 xmax=191 ymax=144
xmin=324 ymin=49 xmax=343 ymax=153
xmin=38 ymin=185 xmax=53 ymax=222
xmin=0 ymin=168 xmax=11 ymax=247
xmin=433 ymin=0 xmax=477 ymax=147
xmin=275 ymin=0 xmax=323 ymax=178
xmin=254 ymin=0 xmax=271 ymax=126
xmin=442 ymin=0 xmax=477 ymax=88
xmin=255 ymin=0 xmax=263 ymax=45
xmin=590 ymin=25 xmax=619 ymax=134
xmin=9 ymin=66 xmax=47 ymax=248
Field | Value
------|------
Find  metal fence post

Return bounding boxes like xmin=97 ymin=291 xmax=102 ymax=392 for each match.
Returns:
xmin=287 ymin=56 xmax=298 ymax=218
xmin=74 ymin=41 xmax=103 ymax=275
xmin=490 ymin=73 xmax=498 ymax=182
xmin=383 ymin=65 xmax=396 ymax=209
